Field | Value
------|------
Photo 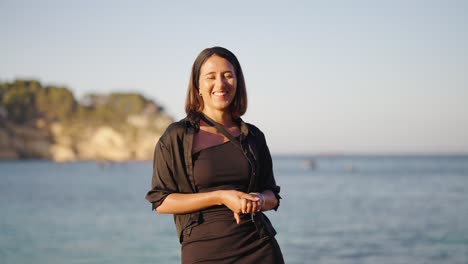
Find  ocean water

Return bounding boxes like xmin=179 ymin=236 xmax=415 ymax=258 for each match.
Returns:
xmin=1 ymin=156 xmax=467 ymax=264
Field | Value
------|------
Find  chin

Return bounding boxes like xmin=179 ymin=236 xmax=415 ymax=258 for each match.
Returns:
xmin=212 ymin=101 xmax=232 ymax=110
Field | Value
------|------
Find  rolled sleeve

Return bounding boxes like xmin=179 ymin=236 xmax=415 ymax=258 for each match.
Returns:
xmin=258 ymin=131 xmax=281 ymax=211
xmin=145 ymin=140 xmax=178 ymax=211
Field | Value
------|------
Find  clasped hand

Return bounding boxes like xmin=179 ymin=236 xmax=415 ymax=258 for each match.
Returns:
xmin=219 ymin=190 xmax=264 ymax=224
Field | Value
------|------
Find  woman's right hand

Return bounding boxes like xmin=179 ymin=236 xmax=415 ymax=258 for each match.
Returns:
xmin=217 ymin=190 xmax=260 ymax=224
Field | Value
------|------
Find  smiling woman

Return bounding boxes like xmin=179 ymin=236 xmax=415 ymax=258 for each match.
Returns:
xmin=146 ymin=47 xmax=284 ymax=263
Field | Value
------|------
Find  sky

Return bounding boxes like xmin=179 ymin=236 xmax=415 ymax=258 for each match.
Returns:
xmin=1 ymin=0 xmax=467 ymax=154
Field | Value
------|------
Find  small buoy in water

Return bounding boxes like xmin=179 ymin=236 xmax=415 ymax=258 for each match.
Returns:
xmin=344 ymin=164 xmax=356 ymax=172
xmin=302 ymin=159 xmax=317 ymax=170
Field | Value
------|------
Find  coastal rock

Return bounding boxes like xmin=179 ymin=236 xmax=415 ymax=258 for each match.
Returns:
xmin=0 ymin=123 xmax=51 ymax=159
xmin=0 ymin=115 xmax=171 ymax=162
xmin=0 ymin=128 xmax=10 ymax=148
xmin=50 ymin=123 xmax=64 ymax=138
xmin=0 ymin=79 xmax=173 ymax=161
xmin=133 ymin=132 xmax=160 ymax=160
xmin=91 ymin=126 xmax=126 ymax=149
xmin=0 ymin=128 xmax=19 ymax=159
xmin=23 ymin=138 xmax=51 ymax=158
xmin=7 ymin=122 xmax=49 ymax=140
xmin=50 ymin=144 xmax=76 ymax=162
xmin=75 ymin=126 xmax=131 ymax=161
xmin=0 ymin=149 xmax=19 ymax=159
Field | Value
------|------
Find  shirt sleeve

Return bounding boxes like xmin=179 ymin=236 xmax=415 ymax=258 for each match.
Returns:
xmin=258 ymin=131 xmax=281 ymax=211
xmin=145 ymin=139 xmax=179 ymax=211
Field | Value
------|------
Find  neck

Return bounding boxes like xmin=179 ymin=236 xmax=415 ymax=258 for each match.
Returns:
xmin=202 ymin=109 xmax=234 ymax=126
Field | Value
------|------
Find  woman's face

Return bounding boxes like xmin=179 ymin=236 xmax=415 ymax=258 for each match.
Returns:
xmin=198 ymin=55 xmax=237 ymax=115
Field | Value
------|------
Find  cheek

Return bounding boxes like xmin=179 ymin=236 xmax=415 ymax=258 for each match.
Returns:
xmin=232 ymin=81 xmax=238 ymax=95
xmin=199 ymin=80 xmax=213 ymax=90
xmin=198 ymin=84 xmax=206 ymax=95
xmin=229 ymin=79 xmax=237 ymax=89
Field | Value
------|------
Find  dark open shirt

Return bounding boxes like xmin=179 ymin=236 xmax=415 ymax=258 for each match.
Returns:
xmin=145 ymin=113 xmax=281 ymax=242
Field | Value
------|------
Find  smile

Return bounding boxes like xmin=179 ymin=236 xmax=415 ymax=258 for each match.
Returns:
xmin=213 ymin=91 xmax=228 ymax=96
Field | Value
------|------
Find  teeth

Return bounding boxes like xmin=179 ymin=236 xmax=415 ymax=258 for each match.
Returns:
xmin=213 ymin=91 xmax=227 ymax=96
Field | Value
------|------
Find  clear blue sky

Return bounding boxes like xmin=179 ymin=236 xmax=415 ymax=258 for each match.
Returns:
xmin=1 ymin=0 xmax=467 ymax=154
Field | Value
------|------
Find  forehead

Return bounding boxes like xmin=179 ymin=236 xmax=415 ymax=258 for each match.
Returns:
xmin=200 ymin=55 xmax=235 ymax=73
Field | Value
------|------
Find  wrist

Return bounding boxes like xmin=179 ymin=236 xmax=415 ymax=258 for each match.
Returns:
xmin=250 ymin=192 xmax=266 ymax=208
xmin=214 ymin=190 xmax=225 ymax=206
xmin=259 ymin=193 xmax=266 ymax=207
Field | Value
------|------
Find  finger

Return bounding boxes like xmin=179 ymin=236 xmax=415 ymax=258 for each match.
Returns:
xmin=233 ymin=212 xmax=240 ymax=224
xmin=246 ymin=200 xmax=252 ymax=213
xmin=257 ymin=200 xmax=263 ymax=212
xmin=241 ymin=198 xmax=247 ymax=214
xmin=250 ymin=200 xmax=258 ymax=213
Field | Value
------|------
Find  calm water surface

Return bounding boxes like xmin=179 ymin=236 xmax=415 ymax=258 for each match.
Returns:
xmin=1 ymin=156 xmax=467 ymax=264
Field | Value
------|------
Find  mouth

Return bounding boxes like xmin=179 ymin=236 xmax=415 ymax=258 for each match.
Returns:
xmin=212 ymin=91 xmax=228 ymax=96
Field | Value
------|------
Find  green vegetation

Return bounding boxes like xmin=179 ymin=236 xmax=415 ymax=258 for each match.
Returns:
xmin=0 ymin=79 xmax=163 ymax=128
xmin=0 ymin=80 xmax=42 ymax=123
xmin=36 ymin=86 xmax=77 ymax=121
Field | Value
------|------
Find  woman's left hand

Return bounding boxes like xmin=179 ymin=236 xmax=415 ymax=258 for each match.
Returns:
xmin=240 ymin=197 xmax=261 ymax=214
xmin=245 ymin=192 xmax=265 ymax=213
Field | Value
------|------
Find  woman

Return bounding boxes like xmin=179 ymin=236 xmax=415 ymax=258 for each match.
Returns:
xmin=146 ymin=46 xmax=284 ymax=263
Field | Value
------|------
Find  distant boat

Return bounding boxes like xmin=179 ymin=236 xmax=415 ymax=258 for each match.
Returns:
xmin=302 ymin=159 xmax=317 ymax=170
xmin=344 ymin=164 xmax=356 ymax=173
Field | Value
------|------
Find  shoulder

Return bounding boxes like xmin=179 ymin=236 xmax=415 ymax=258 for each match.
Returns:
xmin=242 ymin=121 xmax=268 ymax=146
xmin=158 ymin=117 xmax=194 ymax=146
xmin=164 ymin=120 xmax=187 ymax=135
xmin=244 ymin=122 xmax=265 ymax=138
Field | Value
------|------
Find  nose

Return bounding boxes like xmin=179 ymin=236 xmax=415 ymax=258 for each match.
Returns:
xmin=215 ymin=75 xmax=227 ymax=88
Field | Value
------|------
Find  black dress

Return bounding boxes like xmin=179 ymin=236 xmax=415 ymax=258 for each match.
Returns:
xmin=181 ymin=141 xmax=284 ymax=264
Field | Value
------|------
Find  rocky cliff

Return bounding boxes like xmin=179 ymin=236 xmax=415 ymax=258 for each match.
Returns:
xmin=0 ymin=114 xmax=172 ymax=162
xmin=0 ymin=79 xmax=174 ymax=162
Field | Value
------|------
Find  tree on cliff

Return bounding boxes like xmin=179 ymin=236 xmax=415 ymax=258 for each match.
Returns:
xmin=0 ymin=80 xmax=42 ymax=123
xmin=78 ymin=92 xmax=154 ymax=126
xmin=36 ymin=86 xmax=77 ymax=121
xmin=0 ymin=80 xmax=77 ymax=124
xmin=0 ymin=79 xmax=166 ymax=129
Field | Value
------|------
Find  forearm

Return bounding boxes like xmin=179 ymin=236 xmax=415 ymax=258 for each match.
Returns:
xmin=156 ymin=191 xmax=222 ymax=214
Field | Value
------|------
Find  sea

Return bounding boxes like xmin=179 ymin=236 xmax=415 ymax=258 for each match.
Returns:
xmin=1 ymin=155 xmax=467 ymax=264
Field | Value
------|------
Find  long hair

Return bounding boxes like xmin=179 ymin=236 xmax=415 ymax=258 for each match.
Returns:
xmin=184 ymin=46 xmax=247 ymax=119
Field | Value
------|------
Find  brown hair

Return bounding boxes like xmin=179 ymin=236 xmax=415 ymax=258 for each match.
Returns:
xmin=184 ymin=46 xmax=247 ymax=119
